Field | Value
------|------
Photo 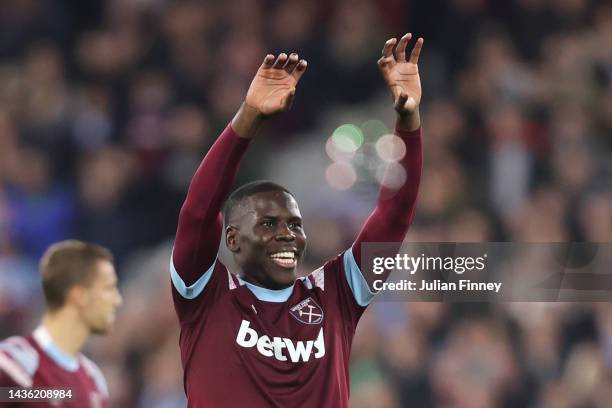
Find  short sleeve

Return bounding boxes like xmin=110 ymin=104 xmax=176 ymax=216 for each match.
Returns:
xmin=309 ymin=249 xmax=376 ymax=334
xmin=0 ymin=337 xmax=38 ymax=387
xmin=171 ymin=259 xmax=236 ymax=326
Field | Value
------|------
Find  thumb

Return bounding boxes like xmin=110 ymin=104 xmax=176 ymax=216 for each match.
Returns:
xmin=394 ymin=92 xmax=408 ymax=112
xmin=404 ymin=96 xmax=417 ymax=113
xmin=395 ymin=93 xmax=417 ymax=114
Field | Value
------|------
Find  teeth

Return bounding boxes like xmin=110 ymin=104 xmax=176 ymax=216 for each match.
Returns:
xmin=273 ymin=258 xmax=294 ymax=265
xmin=270 ymin=251 xmax=295 ymax=260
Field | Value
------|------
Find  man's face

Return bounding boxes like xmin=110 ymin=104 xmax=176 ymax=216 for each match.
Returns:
xmin=227 ymin=191 xmax=307 ymax=289
xmin=79 ymin=260 xmax=123 ymax=335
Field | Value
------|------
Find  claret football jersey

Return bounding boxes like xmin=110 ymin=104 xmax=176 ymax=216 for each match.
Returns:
xmin=170 ymin=247 xmax=375 ymax=408
xmin=0 ymin=326 xmax=108 ymax=408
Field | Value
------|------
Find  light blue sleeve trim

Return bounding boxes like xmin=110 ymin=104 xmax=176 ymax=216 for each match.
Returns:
xmin=170 ymin=252 xmax=216 ymax=299
xmin=343 ymin=247 xmax=377 ymax=307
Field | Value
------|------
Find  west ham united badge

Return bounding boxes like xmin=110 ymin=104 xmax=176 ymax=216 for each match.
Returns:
xmin=289 ymin=297 xmax=324 ymax=325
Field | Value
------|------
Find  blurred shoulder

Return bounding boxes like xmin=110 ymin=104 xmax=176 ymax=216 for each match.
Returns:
xmin=0 ymin=335 xmax=40 ymax=387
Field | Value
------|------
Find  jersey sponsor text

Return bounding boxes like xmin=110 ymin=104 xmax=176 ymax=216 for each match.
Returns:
xmin=235 ymin=320 xmax=325 ymax=363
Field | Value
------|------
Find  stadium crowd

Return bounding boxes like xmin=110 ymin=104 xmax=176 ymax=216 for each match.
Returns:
xmin=0 ymin=0 xmax=611 ymax=406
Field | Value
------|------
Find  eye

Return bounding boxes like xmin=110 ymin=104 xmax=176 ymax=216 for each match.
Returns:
xmin=289 ymin=222 xmax=302 ymax=230
xmin=262 ymin=220 xmax=274 ymax=228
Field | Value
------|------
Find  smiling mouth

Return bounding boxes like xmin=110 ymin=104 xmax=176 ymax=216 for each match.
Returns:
xmin=269 ymin=251 xmax=297 ymax=268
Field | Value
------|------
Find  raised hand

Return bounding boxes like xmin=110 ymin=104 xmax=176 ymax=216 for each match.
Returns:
xmin=378 ymin=33 xmax=423 ymax=117
xmin=245 ymin=53 xmax=308 ymax=117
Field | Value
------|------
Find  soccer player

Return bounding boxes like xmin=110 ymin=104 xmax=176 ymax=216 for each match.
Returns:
xmin=0 ymin=240 xmax=122 ymax=407
xmin=171 ymin=33 xmax=423 ymax=407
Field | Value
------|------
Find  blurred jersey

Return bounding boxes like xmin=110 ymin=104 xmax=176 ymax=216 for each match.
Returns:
xmin=171 ymin=248 xmax=373 ymax=407
xmin=0 ymin=327 xmax=108 ymax=408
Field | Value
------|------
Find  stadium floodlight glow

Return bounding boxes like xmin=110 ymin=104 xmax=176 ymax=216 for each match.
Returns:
xmin=325 ymin=137 xmax=356 ymax=162
xmin=331 ymin=124 xmax=364 ymax=153
xmin=376 ymin=162 xmax=407 ymax=189
xmin=375 ymin=134 xmax=407 ymax=163
xmin=361 ymin=119 xmax=389 ymax=142
xmin=326 ymin=162 xmax=357 ymax=191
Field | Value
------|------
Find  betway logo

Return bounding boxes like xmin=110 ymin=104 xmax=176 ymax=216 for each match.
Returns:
xmin=236 ymin=320 xmax=325 ymax=363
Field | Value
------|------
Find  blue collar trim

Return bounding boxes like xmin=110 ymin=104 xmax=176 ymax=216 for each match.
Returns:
xmin=238 ymin=278 xmax=294 ymax=302
xmin=32 ymin=326 xmax=79 ymax=372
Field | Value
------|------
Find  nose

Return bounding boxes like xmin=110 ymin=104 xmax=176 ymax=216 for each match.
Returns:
xmin=275 ymin=223 xmax=295 ymax=241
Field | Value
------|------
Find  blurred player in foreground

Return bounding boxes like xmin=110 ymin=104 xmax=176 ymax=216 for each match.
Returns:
xmin=171 ymin=33 xmax=423 ymax=407
xmin=0 ymin=240 xmax=122 ymax=407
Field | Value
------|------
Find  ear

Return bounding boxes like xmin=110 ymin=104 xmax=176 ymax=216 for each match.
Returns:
xmin=66 ymin=286 xmax=89 ymax=308
xmin=226 ymin=225 xmax=240 ymax=253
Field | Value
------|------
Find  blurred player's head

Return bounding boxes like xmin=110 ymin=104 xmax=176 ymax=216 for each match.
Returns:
xmin=224 ymin=181 xmax=307 ymax=289
xmin=40 ymin=240 xmax=123 ymax=335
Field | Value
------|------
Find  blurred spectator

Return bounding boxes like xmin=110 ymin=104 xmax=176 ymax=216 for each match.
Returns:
xmin=77 ymin=146 xmax=134 ymax=268
xmin=4 ymin=147 xmax=76 ymax=259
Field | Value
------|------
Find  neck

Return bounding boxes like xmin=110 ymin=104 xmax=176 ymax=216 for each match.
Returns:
xmin=239 ymin=272 xmax=294 ymax=290
xmin=42 ymin=308 xmax=89 ymax=357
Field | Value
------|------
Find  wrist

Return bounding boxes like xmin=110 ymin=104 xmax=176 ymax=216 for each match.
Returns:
xmin=396 ymin=109 xmax=420 ymax=132
xmin=242 ymin=101 xmax=267 ymax=121
xmin=231 ymin=102 xmax=267 ymax=139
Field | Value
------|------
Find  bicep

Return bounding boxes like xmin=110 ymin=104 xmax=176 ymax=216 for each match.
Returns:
xmin=172 ymin=210 xmax=223 ymax=286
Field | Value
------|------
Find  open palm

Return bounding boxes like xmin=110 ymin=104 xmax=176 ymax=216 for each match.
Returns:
xmin=378 ymin=33 xmax=423 ymax=115
xmin=245 ymin=53 xmax=307 ymax=116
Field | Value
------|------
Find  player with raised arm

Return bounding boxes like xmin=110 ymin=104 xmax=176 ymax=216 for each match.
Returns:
xmin=0 ymin=240 xmax=122 ymax=408
xmin=171 ymin=33 xmax=423 ymax=407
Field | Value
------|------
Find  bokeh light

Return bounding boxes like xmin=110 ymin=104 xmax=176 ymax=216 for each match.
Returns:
xmin=326 ymin=162 xmax=357 ymax=191
xmin=325 ymin=137 xmax=356 ymax=162
xmin=331 ymin=124 xmax=364 ymax=153
xmin=361 ymin=119 xmax=389 ymax=142
xmin=376 ymin=162 xmax=407 ymax=190
xmin=352 ymin=151 xmax=367 ymax=167
xmin=375 ymin=134 xmax=406 ymax=163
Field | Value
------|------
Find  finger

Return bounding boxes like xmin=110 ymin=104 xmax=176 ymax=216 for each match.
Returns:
xmin=282 ymin=87 xmax=296 ymax=111
xmin=396 ymin=33 xmax=412 ymax=62
xmin=285 ymin=53 xmax=299 ymax=74
xmin=261 ymin=54 xmax=275 ymax=69
xmin=381 ymin=38 xmax=397 ymax=59
xmin=273 ymin=53 xmax=288 ymax=69
xmin=409 ymin=37 xmax=424 ymax=64
xmin=292 ymin=59 xmax=307 ymax=81
xmin=377 ymin=56 xmax=392 ymax=70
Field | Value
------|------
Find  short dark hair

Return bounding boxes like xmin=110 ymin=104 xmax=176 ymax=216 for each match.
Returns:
xmin=223 ymin=180 xmax=294 ymax=225
xmin=40 ymin=240 xmax=114 ymax=310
